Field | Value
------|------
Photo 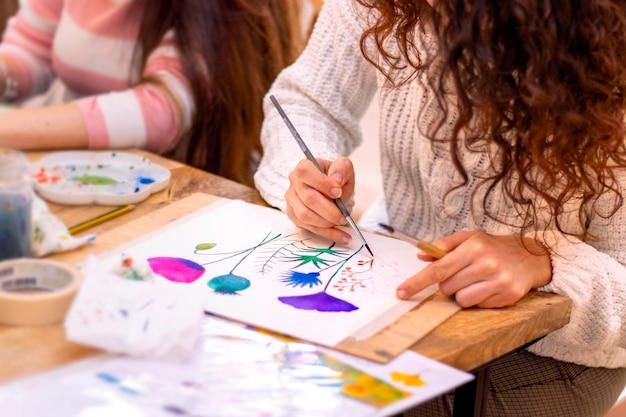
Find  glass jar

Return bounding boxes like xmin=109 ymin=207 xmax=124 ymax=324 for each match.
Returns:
xmin=0 ymin=148 xmax=32 ymax=260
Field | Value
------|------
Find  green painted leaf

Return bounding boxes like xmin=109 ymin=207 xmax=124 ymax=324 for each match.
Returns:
xmin=196 ymin=243 xmax=217 ymax=250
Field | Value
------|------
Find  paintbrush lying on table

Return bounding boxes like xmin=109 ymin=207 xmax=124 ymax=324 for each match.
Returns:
xmin=378 ymin=223 xmax=447 ymax=259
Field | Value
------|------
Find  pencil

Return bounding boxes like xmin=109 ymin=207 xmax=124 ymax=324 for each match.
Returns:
xmin=69 ymin=205 xmax=135 ymax=235
xmin=269 ymin=95 xmax=375 ymax=257
xmin=378 ymin=223 xmax=447 ymax=259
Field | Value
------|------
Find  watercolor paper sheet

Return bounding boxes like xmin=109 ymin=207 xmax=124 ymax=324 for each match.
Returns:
xmin=94 ymin=199 xmax=436 ymax=349
xmin=0 ymin=315 xmax=473 ymax=417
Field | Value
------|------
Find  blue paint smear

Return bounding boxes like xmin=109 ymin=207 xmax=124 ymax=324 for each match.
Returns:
xmin=119 ymin=385 xmax=140 ymax=396
xmin=137 ymin=176 xmax=155 ymax=184
xmin=133 ymin=176 xmax=155 ymax=192
xmin=96 ymin=372 xmax=120 ymax=384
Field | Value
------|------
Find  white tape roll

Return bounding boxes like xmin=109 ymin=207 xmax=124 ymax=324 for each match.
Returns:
xmin=0 ymin=258 xmax=82 ymax=326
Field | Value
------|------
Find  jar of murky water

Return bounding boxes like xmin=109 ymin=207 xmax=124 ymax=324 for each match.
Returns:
xmin=0 ymin=148 xmax=31 ymax=260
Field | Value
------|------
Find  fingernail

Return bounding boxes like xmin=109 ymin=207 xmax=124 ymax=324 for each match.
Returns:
xmin=330 ymin=187 xmax=341 ymax=198
xmin=331 ymin=173 xmax=343 ymax=183
xmin=396 ymin=289 xmax=408 ymax=300
xmin=341 ymin=234 xmax=351 ymax=244
xmin=337 ymin=216 xmax=346 ymax=225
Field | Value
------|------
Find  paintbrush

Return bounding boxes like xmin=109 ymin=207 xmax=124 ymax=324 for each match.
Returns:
xmin=269 ymin=95 xmax=374 ymax=257
xmin=69 ymin=205 xmax=135 ymax=235
xmin=378 ymin=223 xmax=447 ymax=259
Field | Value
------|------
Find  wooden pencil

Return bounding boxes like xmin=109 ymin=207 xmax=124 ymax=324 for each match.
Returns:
xmin=69 ymin=204 xmax=135 ymax=235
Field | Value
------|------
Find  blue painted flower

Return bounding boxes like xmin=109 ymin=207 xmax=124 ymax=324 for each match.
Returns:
xmin=280 ymin=271 xmax=322 ymax=288
xmin=208 ymin=273 xmax=250 ymax=295
xmin=278 ymin=291 xmax=358 ymax=312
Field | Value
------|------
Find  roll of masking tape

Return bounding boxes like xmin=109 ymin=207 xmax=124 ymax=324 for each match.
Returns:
xmin=0 ymin=258 xmax=82 ymax=326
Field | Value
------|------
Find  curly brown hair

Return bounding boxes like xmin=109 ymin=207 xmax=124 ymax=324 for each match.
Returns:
xmin=138 ymin=0 xmax=303 ymax=186
xmin=357 ymin=0 xmax=626 ymax=239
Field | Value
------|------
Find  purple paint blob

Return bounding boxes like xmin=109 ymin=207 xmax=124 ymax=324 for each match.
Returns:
xmin=147 ymin=257 xmax=205 ymax=283
xmin=278 ymin=291 xmax=358 ymax=312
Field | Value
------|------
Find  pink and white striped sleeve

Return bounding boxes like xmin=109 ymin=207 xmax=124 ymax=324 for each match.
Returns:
xmin=75 ymin=32 xmax=195 ymax=153
xmin=0 ymin=0 xmax=61 ymax=97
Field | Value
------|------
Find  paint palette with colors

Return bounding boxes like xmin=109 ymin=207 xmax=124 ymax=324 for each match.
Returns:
xmin=29 ymin=151 xmax=171 ymax=205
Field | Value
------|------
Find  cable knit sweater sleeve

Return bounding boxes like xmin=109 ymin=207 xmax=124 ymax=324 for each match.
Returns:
xmin=254 ymin=0 xmax=377 ymax=212
xmin=527 ymin=176 xmax=626 ymax=368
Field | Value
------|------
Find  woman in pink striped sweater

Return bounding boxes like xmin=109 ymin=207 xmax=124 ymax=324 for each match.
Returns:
xmin=0 ymin=0 xmax=303 ymax=186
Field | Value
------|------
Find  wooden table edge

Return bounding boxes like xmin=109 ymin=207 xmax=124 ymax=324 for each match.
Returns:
xmin=411 ymin=291 xmax=572 ymax=371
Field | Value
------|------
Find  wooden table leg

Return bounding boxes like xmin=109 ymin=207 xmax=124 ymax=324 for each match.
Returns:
xmin=452 ymin=366 xmax=490 ymax=417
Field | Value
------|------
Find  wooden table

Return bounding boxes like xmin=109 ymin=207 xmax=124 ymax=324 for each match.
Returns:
xmin=0 ymin=150 xmax=572 ymax=417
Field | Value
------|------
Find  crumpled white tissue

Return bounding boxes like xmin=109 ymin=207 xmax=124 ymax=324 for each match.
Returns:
xmin=31 ymin=193 xmax=95 ymax=257
xmin=64 ymin=255 xmax=207 ymax=362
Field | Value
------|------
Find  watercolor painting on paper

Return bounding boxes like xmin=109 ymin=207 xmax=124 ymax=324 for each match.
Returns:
xmin=0 ymin=315 xmax=474 ymax=417
xmin=98 ymin=199 xmax=434 ymax=347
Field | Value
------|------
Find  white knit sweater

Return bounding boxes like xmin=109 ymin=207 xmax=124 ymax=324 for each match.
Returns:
xmin=254 ymin=0 xmax=626 ymax=368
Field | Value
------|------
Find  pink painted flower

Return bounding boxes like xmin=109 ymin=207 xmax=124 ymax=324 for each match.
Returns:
xmin=147 ymin=257 xmax=205 ymax=284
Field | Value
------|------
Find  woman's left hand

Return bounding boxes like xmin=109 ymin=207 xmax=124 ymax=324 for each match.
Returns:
xmin=395 ymin=231 xmax=553 ymax=308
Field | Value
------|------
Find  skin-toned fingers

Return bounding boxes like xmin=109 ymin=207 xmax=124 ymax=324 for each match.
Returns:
xmin=293 ymin=158 xmax=348 ymax=200
xmin=395 ymin=250 xmax=470 ymax=299
xmin=439 ymin=265 xmax=529 ymax=308
xmin=287 ymin=179 xmax=345 ymax=226
xmin=289 ymin=160 xmax=346 ymax=225
xmin=285 ymin=195 xmax=351 ymax=243
xmin=396 ymin=232 xmax=476 ymax=299
xmin=454 ymin=280 xmax=529 ymax=308
xmin=284 ymin=157 xmax=355 ymax=244
xmin=396 ymin=231 xmax=552 ymax=308
xmin=286 ymin=205 xmax=352 ymax=243
xmin=416 ymin=253 xmax=439 ymax=262
xmin=452 ymin=281 xmax=495 ymax=308
xmin=285 ymin=186 xmax=336 ymax=228
xmin=327 ymin=157 xmax=356 ymax=200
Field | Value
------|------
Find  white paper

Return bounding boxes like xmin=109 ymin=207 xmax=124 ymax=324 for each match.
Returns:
xmin=93 ymin=199 xmax=434 ymax=348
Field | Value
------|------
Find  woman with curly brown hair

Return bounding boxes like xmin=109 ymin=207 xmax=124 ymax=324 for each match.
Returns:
xmin=0 ymin=0 xmax=303 ymax=186
xmin=254 ymin=0 xmax=626 ymax=415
